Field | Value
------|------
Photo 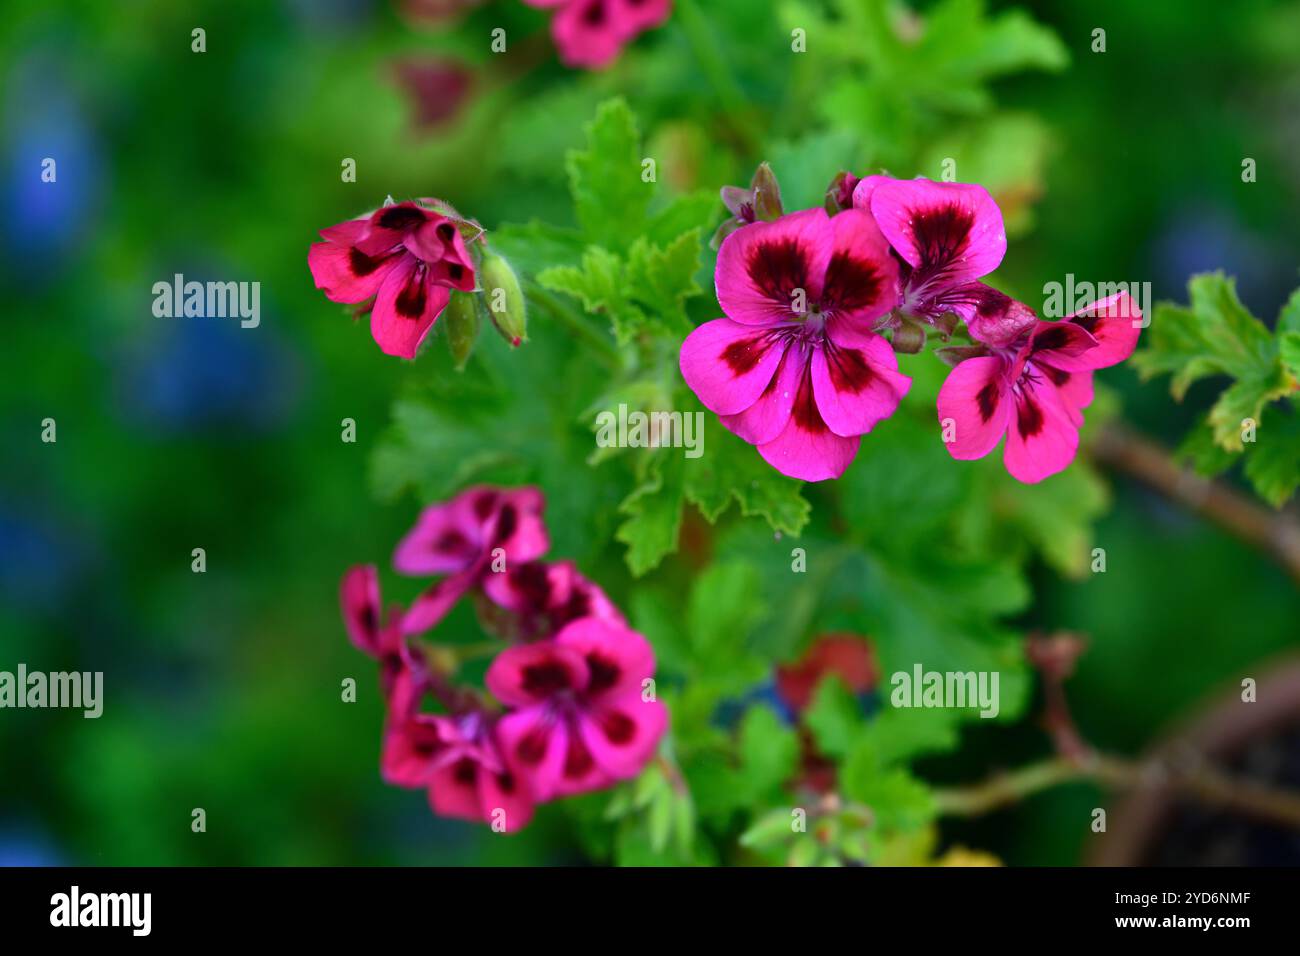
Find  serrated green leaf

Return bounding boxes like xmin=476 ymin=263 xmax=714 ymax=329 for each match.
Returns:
xmin=615 ymin=453 xmax=685 ymax=576
xmin=803 ymin=676 xmax=863 ymax=760
xmin=567 ymin=99 xmax=651 ymax=251
xmin=737 ymin=705 xmax=799 ymax=800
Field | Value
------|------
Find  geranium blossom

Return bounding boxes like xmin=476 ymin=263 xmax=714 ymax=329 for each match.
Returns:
xmin=936 ymin=291 xmax=1143 ymax=482
xmin=680 ymin=207 xmax=909 ymax=481
xmin=487 ymin=617 xmax=667 ymax=800
xmin=523 ymin=0 xmax=672 ymax=70
xmin=308 ymin=200 xmax=476 ymax=359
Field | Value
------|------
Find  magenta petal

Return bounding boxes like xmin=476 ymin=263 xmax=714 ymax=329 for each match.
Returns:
xmin=340 ymin=564 xmax=383 ymax=656
xmin=869 ymin=178 xmax=1006 ymax=285
xmin=813 ymin=324 xmax=910 ymax=438
xmin=497 ymin=708 xmax=569 ymax=801
xmin=954 ymin=283 xmax=1038 ymax=341
xmin=369 ymin=257 xmax=451 ymax=359
xmin=820 ymin=207 xmax=901 ymax=323
xmin=401 ymin=569 xmax=475 ymax=635
xmin=308 ymin=237 xmax=400 ymax=304
xmin=554 ymin=617 xmax=656 ymax=700
xmin=716 ymin=207 xmax=833 ymax=326
xmin=757 ymin=363 xmax=861 ymax=481
xmin=1003 ymin=375 xmax=1079 ymax=483
xmin=486 ymin=641 xmax=589 ymax=708
xmin=579 ymin=693 xmax=668 ymax=781
xmin=936 ymin=355 xmax=1012 ymax=461
xmin=1054 ymin=291 xmax=1144 ymax=371
xmin=1040 ymin=363 xmax=1094 ymax=427
xmin=475 ymin=763 xmax=534 ymax=832
xmin=719 ymin=340 xmax=805 ymax=444
xmin=356 ymin=202 xmax=431 ymax=256
xmin=490 ymin=486 xmax=549 ymax=562
xmin=381 ymin=715 xmax=444 ymax=788
xmin=428 ymin=756 xmax=487 ymax=820
xmin=680 ymin=319 xmax=786 ymax=415
xmin=393 ymin=499 xmax=482 ymax=575
xmin=1027 ymin=319 xmax=1098 ymax=367
xmin=550 ymin=0 xmax=628 ymax=69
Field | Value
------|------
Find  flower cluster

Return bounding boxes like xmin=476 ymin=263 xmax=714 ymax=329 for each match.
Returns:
xmin=681 ymin=168 xmax=1143 ymax=483
xmin=342 ymin=485 xmax=667 ymax=832
xmin=308 ymin=198 xmax=526 ymax=362
xmin=522 ymin=0 xmax=672 ymax=70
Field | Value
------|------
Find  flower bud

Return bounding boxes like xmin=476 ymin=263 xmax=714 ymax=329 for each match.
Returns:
xmin=443 ymin=290 xmax=479 ymax=370
xmin=750 ymin=162 xmax=784 ymax=221
xmin=824 ymin=171 xmax=861 ymax=214
xmin=891 ymin=317 xmax=926 ymax=354
xmin=479 ymin=251 xmax=527 ymax=347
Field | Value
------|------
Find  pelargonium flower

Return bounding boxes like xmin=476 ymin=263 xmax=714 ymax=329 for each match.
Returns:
xmin=381 ymin=666 xmax=534 ymax=831
xmin=936 ymin=291 xmax=1143 ymax=482
xmin=308 ymin=200 xmax=477 ymax=359
xmin=851 ymin=176 xmax=1008 ymax=344
xmin=486 ymin=617 xmax=667 ymax=800
xmin=484 ymin=559 xmax=626 ymax=640
xmin=393 ymin=485 xmax=549 ymax=634
xmin=680 ymin=207 xmax=910 ymax=481
xmin=523 ymin=0 xmax=672 ymax=70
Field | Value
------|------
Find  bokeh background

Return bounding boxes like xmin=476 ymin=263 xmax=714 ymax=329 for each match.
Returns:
xmin=2 ymin=0 xmax=1299 ymax=865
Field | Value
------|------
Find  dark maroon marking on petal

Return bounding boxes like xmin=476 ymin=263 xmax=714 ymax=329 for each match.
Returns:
xmin=378 ymin=206 xmax=427 ymax=231
xmin=496 ymin=771 xmax=517 ymax=795
xmin=410 ymin=726 xmax=441 ymax=758
xmin=600 ymin=710 xmax=636 ymax=746
xmin=521 ymin=660 xmax=575 ymax=696
xmin=472 ymin=491 xmax=498 ymax=520
xmin=395 ymin=270 xmax=428 ymax=319
xmin=436 ymin=222 xmax=456 ymax=243
xmin=746 ymin=239 xmax=813 ymax=303
xmin=452 ymin=757 xmax=477 ymax=785
xmin=493 ymin=505 xmax=518 ymax=545
xmin=554 ymin=590 xmax=591 ymax=627
xmin=1033 ymin=325 xmax=1073 ymax=353
xmin=585 ymin=654 xmax=622 ymax=695
xmin=825 ymin=343 xmax=874 ymax=396
xmin=1042 ymin=365 xmax=1071 ymax=387
xmin=349 ymin=247 xmax=387 ymax=277
xmin=1016 ymin=394 xmax=1045 ymax=438
xmin=720 ymin=336 xmax=767 ymax=375
xmin=447 ymin=264 xmax=464 ymax=282
xmin=790 ymin=359 xmax=829 ymax=433
xmin=968 ymin=284 xmax=1012 ymax=318
xmin=911 ymin=204 xmax=974 ymax=272
xmin=563 ymin=731 xmax=595 ymax=779
xmin=358 ymin=601 xmax=379 ymax=636
xmin=582 ymin=0 xmax=607 ymax=27
xmin=435 ymin=529 xmax=471 ymax=554
xmin=976 ymin=380 xmax=1001 ymax=424
xmin=516 ymin=727 xmax=549 ymax=765
xmin=1070 ymin=310 xmax=1101 ymax=334
xmin=821 ymin=252 xmax=881 ymax=314
xmin=511 ymin=563 xmax=553 ymax=610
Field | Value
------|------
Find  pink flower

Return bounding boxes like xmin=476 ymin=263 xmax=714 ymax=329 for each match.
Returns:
xmin=340 ymin=564 xmax=410 ymax=695
xmin=484 ymin=559 xmax=626 ymax=640
xmin=936 ymin=292 xmax=1143 ymax=482
xmin=679 ymin=207 xmax=909 ymax=481
xmin=381 ymin=672 xmax=534 ymax=831
xmin=523 ymin=0 xmax=672 ymax=70
xmin=393 ymin=485 xmax=550 ymax=634
xmin=851 ymin=176 xmax=1007 ymax=332
xmin=308 ymin=200 xmax=477 ymax=359
xmin=486 ymin=618 xmax=667 ymax=800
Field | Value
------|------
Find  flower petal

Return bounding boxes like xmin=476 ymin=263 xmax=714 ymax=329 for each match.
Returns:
xmin=868 ymin=178 xmax=1007 ymax=286
xmin=370 ymin=257 xmax=451 ymax=359
xmin=1038 ymin=363 xmax=1094 ymax=427
xmin=356 ymin=202 xmax=431 ymax=256
xmin=936 ymin=355 xmax=1013 ymax=460
xmin=719 ymin=339 xmax=804 ymax=445
xmin=340 ymin=564 xmax=383 ymax=656
xmin=579 ymin=693 xmax=668 ymax=780
xmin=756 ymin=361 xmax=861 ymax=481
xmin=496 ymin=707 xmax=570 ymax=800
xmin=680 ymin=319 xmax=786 ymax=415
xmin=486 ymin=641 xmax=589 ymax=708
xmin=716 ymin=208 xmax=832 ymax=326
xmin=820 ymin=207 xmax=900 ymax=323
xmin=381 ymin=715 xmax=444 ymax=789
xmin=308 ymin=229 xmax=401 ymax=304
xmin=813 ymin=323 xmax=910 ymax=438
xmin=401 ymin=568 xmax=475 ymax=636
xmin=554 ymin=616 xmax=656 ymax=700
xmin=1003 ymin=375 xmax=1080 ymax=483
xmin=1054 ymin=291 xmax=1144 ymax=371
xmin=475 ymin=763 xmax=535 ymax=832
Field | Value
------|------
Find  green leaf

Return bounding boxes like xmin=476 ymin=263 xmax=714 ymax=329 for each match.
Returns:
xmin=686 ymin=561 xmax=767 ymax=662
xmin=682 ymin=415 xmax=811 ymax=535
xmin=737 ymin=705 xmax=799 ymax=800
xmin=566 ymin=98 xmax=651 ymax=251
xmin=840 ymin=758 xmax=936 ymax=831
xmin=538 ymin=245 xmax=649 ymax=345
xmin=626 ymin=229 xmax=704 ymax=332
xmin=615 ymin=453 xmax=685 ymax=576
xmin=803 ymin=676 xmax=863 ymax=760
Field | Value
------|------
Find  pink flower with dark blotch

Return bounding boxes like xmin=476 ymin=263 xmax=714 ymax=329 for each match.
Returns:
xmin=394 ymin=485 xmax=549 ymax=634
xmin=308 ymin=200 xmax=477 ymax=359
xmin=936 ymin=291 xmax=1143 ymax=482
xmin=487 ymin=618 xmax=667 ymax=800
xmin=524 ymin=0 xmax=672 ymax=70
xmin=679 ymin=207 xmax=909 ymax=482
xmin=852 ymin=176 xmax=1008 ymax=332
xmin=484 ymin=559 xmax=626 ymax=639
xmin=340 ymin=564 xmax=412 ymax=696
xmin=380 ymin=671 xmax=534 ymax=831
